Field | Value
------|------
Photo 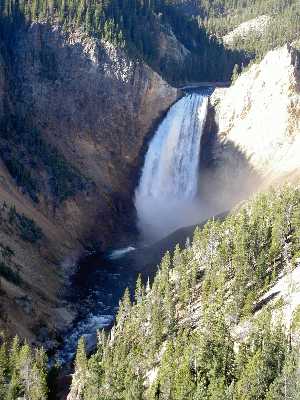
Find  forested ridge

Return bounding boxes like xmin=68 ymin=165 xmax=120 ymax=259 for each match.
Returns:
xmin=0 ymin=181 xmax=300 ymax=400
xmin=188 ymin=0 xmax=300 ymax=65
xmin=0 ymin=0 xmax=247 ymax=85
xmin=1 ymin=189 xmax=300 ymax=399
xmin=66 ymin=185 xmax=300 ymax=400
xmin=1 ymin=0 xmax=298 ymax=84
xmin=0 ymin=335 xmax=49 ymax=400
xmin=0 ymin=144 xmax=299 ymax=390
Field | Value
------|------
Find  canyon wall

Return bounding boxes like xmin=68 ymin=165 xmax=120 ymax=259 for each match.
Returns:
xmin=0 ymin=21 xmax=178 ymax=344
xmin=201 ymin=44 xmax=300 ymax=212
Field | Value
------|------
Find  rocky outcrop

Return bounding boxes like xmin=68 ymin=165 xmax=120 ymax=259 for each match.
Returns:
xmin=201 ymin=44 xmax=300 ymax=213
xmin=0 ymin=21 xmax=178 ymax=343
xmin=223 ymin=15 xmax=272 ymax=46
xmin=157 ymin=26 xmax=190 ymax=69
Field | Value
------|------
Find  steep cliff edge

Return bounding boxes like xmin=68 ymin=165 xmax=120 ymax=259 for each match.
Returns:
xmin=0 ymin=21 xmax=178 ymax=343
xmin=201 ymin=44 xmax=300 ymax=212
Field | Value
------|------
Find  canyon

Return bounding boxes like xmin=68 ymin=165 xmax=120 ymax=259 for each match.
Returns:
xmin=58 ymin=41 xmax=300 ymax=368
xmin=0 ymin=1 xmax=299 ymax=399
xmin=0 ymin=8 xmax=300 ymax=384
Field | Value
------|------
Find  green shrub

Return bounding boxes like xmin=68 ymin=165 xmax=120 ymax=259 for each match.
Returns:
xmin=0 ymin=262 xmax=21 ymax=285
xmin=0 ymin=116 xmax=88 ymax=203
xmin=8 ymin=206 xmax=43 ymax=243
xmin=16 ymin=214 xmax=43 ymax=243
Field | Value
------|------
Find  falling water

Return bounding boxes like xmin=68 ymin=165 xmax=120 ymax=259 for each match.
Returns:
xmin=135 ymin=93 xmax=209 ymax=242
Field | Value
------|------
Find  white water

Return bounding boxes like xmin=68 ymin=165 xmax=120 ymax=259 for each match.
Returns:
xmin=109 ymin=246 xmax=136 ymax=260
xmin=57 ymin=314 xmax=114 ymax=363
xmin=135 ymin=93 xmax=208 ymax=241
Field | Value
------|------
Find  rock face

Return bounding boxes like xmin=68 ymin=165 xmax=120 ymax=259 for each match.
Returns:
xmin=223 ymin=15 xmax=272 ymax=46
xmin=0 ymin=21 xmax=178 ymax=342
xmin=201 ymin=44 xmax=300 ymax=213
xmin=158 ymin=27 xmax=190 ymax=69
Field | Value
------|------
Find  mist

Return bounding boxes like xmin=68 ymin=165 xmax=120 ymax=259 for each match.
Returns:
xmin=135 ymin=93 xmax=262 ymax=244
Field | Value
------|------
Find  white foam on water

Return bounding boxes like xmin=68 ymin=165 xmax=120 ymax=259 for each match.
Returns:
xmin=109 ymin=246 xmax=136 ymax=260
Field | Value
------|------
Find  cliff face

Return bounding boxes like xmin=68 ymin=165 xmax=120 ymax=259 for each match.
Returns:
xmin=0 ymin=21 xmax=178 ymax=343
xmin=201 ymin=44 xmax=300 ymax=213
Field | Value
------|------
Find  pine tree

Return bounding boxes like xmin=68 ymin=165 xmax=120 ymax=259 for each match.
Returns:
xmin=0 ymin=338 xmax=8 ymax=399
xmin=84 ymin=352 xmax=103 ymax=400
xmin=6 ymin=371 xmax=22 ymax=400
xmin=116 ymin=287 xmax=132 ymax=329
xmin=75 ymin=337 xmax=88 ymax=376
xmin=231 ymin=63 xmax=240 ymax=82
xmin=18 ymin=343 xmax=33 ymax=398
xmin=69 ymin=337 xmax=88 ymax=400
xmin=266 ymin=349 xmax=300 ymax=400
xmin=135 ymin=274 xmax=144 ymax=305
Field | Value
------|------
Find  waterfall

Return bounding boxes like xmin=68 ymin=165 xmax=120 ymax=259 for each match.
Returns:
xmin=135 ymin=93 xmax=209 ymax=242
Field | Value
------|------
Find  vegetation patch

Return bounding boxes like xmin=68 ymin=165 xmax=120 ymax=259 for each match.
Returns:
xmin=0 ymin=186 xmax=299 ymax=399
xmin=8 ymin=206 xmax=43 ymax=243
xmin=0 ymin=0 xmax=248 ymax=85
xmin=68 ymin=185 xmax=300 ymax=399
xmin=0 ymin=115 xmax=89 ymax=203
xmin=0 ymin=262 xmax=21 ymax=285
xmin=0 ymin=240 xmax=20 ymax=285
xmin=0 ymin=335 xmax=48 ymax=399
xmin=0 ymin=202 xmax=43 ymax=244
xmin=200 ymin=0 xmax=300 ymax=64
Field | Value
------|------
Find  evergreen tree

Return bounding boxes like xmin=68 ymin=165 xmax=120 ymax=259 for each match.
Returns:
xmin=74 ymin=186 xmax=300 ymax=399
